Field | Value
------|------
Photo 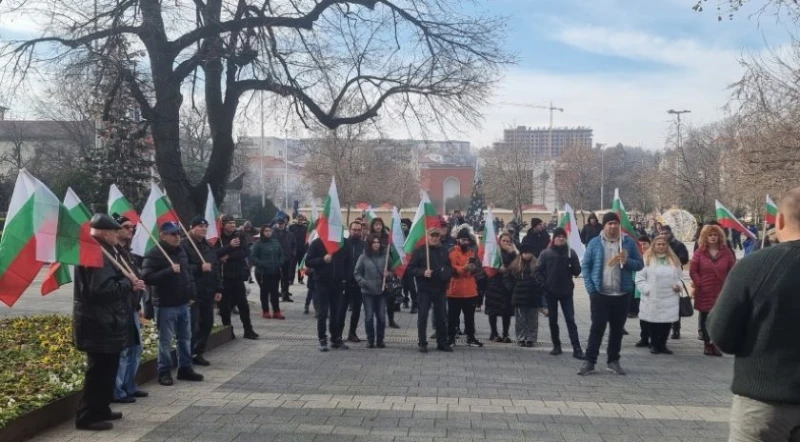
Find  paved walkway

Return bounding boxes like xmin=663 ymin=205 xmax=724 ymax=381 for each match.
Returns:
xmin=8 ymin=271 xmax=735 ymax=442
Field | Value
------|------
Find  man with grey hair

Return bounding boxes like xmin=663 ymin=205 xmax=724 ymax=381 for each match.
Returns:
xmin=709 ymin=187 xmax=800 ymax=442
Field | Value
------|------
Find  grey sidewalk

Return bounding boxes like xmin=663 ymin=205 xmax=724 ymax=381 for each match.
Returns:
xmin=17 ymin=276 xmax=734 ymax=442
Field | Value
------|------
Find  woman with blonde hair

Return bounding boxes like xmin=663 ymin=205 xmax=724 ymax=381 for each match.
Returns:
xmin=635 ymin=236 xmax=683 ymax=354
xmin=690 ymin=224 xmax=736 ymax=356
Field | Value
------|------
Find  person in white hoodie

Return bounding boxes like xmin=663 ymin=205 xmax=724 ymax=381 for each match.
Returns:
xmin=634 ymin=235 xmax=684 ymax=355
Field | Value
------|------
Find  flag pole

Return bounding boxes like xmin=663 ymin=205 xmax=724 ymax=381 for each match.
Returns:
xmin=138 ymin=222 xmax=176 ymax=266
xmin=425 ymin=228 xmax=431 ymax=271
xmin=761 ymin=219 xmax=768 ymax=249
xmin=116 ymin=252 xmax=135 ymax=276
xmin=382 ymin=243 xmax=391 ymax=292
xmin=101 ymin=247 xmax=136 ymax=281
xmin=178 ymin=221 xmax=208 ymax=264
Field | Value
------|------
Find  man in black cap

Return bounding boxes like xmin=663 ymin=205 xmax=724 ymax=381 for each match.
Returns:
xmin=579 ymin=212 xmax=643 ymax=376
xmin=522 ymin=217 xmax=551 ymax=258
xmin=111 ymin=214 xmax=148 ymax=404
xmin=216 ymin=215 xmax=259 ymax=340
xmin=142 ymin=222 xmax=204 ymax=386
xmin=74 ymin=214 xmax=146 ymax=431
xmin=183 ymin=216 xmax=223 ymax=366
xmin=272 ymin=215 xmax=297 ymax=302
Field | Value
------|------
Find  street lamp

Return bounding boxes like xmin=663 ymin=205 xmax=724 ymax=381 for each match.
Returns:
xmin=667 ymin=109 xmax=691 ymax=151
xmin=598 ymin=143 xmax=606 ymax=209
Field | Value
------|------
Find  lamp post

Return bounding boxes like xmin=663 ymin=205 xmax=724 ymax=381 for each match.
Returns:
xmin=598 ymin=143 xmax=606 ymax=209
xmin=667 ymin=109 xmax=691 ymax=151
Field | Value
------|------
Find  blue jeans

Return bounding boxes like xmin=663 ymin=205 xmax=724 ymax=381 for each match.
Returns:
xmin=114 ymin=314 xmax=142 ymax=399
xmin=362 ymin=294 xmax=386 ymax=344
xmin=155 ymin=304 xmax=192 ymax=374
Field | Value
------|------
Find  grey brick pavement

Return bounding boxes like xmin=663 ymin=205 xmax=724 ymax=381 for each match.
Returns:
xmin=17 ymin=264 xmax=736 ymax=442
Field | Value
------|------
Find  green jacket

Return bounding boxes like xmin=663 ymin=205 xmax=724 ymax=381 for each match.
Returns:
xmin=250 ymin=238 xmax=285 ymax=277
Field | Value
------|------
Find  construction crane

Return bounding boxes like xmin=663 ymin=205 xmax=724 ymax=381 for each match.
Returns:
xmin=498 ymin=101 xmax=565 ymax=205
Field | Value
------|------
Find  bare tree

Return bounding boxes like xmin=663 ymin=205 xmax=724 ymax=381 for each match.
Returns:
xmin=481 ymin=144 xmax=547 ymax=217
xmin=555 ymin=143 xmax=599 ymax=215
xmin=0 ymin=120 xmax=28 ymax=178
xmin=2 ymin=0 xmax=510 ymax=221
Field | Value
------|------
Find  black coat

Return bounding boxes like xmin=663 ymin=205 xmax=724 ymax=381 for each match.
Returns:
xmin=142 ymin=242 xmax=195 ymax=307
xmin=668 ymin=238 xmax=690 ymax=267
xmin=407 ymin=243 xmax=453 ymax=294
xmin=504 ymin=265 xmax=544 ymax=308
xmin=73 ymin=242 xmax=131 ymax=354
xmin=522 ymin=229 xmax=551 ymax=258
xmin=483 ymin=250 xmax=516 ymax=316
xmin=116 ymin=244 xmax=142 ymax=347
xmin=342 ymin=237 xmax=365 ymax=287
xmin=289 ymin=222 xmax=308 ymax=252
xmin=580 ymin=223 xmax=602 ymax=245
xmin=216 ymin=231 xmax=250 ymax=281
xmin=305 ymin=237 xmax=348 ymax=284
xmin=182 ymin=237 xmax=223 ymax=300
xmin=272 ymin=227 xmax=297 ymax=260
xmin=535 ymin=245 xmax=581 ymax=297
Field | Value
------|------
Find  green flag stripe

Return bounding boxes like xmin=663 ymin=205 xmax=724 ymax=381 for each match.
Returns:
xmin=0 ymin=196 xmax=35 ymax=274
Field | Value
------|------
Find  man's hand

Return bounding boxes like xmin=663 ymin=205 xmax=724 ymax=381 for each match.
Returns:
xmin=384 ymin=271 xmax=392 ymax=277
xmin=214 ymin=292 xmax=223 ymax=302
xmin=201 ymin=262 xmax=212 ymax=272
xmin=423 ymin=269 xmax=433 ymax=278
xmin=498 ymin=265 xmax=506 ymax=274
xmin=132 ymin=279 xmax=146 ymax=291
xmin=231 ymin=237 xmax=241 ymax=247
xmin=171 ymin=264 xmax=181 ymax=273
xmin=323 ymin=254 xmax=332 ymax=263
xmin=219 ymin=255 xmax=229 ymax=263
xmin=618 ymin=250 xmax=628 ymax=266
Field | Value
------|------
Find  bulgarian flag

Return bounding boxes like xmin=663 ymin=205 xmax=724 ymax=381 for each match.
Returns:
xmin=389 ymin=206 xmax=407 ymax=276
xmin=402 ymin=191 xmax=439 ymax=255
xmin=204 ymin=184 xmax=221 ymax=245
xmin=479 ymin=207 xmax=502 ymax=277
xmin=716 ymin=200 xmax=756 ymax=239
xmin=612 ymin=188 xmax=636 ymax=237
xmin=41 ymin=262 xmax=73 ymax=296
xmin=558 ymin=203 xmax=586 ymax=261
xmin=108 ymin=184 xmax=140 ymax=225
xmin=315 ymin=178 xmax=344 ymax=254
xmin=297 ymin=204 xmax=319 ymax=274
xmin=765 ymin=195 xmax=778 ymax=225
xmin=0 ymin=170 xmax=50 ymax=306
xmin=131 ymin=183 xmax=179 ymax=256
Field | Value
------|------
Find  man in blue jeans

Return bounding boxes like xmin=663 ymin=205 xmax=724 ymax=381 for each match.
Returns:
xmin=142 ymin=222 xmax=204 ymax=386
xmin=579 ymin=212 xmax=643 ymax=376
xmin=112 ymin=215 xmax=148 ymax=403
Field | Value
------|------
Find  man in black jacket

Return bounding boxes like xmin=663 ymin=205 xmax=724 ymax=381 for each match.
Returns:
xmin=74 ymin=214 xmax=146 ymax=431
xmin=341 ymin=222 xmax=365 ymax=342
xmin=182 ymin=216 xmax=223 ymax=367
xmin=522 ymin=218 xmax=551 ymax=258
xmin=659 ymin=225 xmax=689 ymax=339
xmin=305 ymin=234 xmax=348 ymax=351
xmin=708 ymin=187 xmax=800 ymax=441
xmin=111 ymin=214 xmax=148 ymax=404
xmin=400 ymin=218 xmax=418 ymax=313
xmin=217 ymin=215 xmax=259 ymax=340
xmin=289 ymin=215 xmax=309 ymax=284
xmin=272 ymin=216 xmax=297 ymax=301
xmin=142 ymin=222 xmax=204 ymax=386
xmin=535 ymin=228 xmax=584 ymax=360
xmin=407 ymin=221 xmax=454 ymax=353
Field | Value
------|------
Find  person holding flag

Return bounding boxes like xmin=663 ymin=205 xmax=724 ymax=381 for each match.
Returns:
xmin=74 ymin=214 xmax=146 ymax=431
xmin=446 ymin=226 xmax=484 ymax=347
xmin=579 ymin=212 xmax=644 ymax=376
xmin=305 ymin=223 xmax=349 ymax=352
xmin=483 ymin=232 xmax=517 ymax=343
xmin=535 ymin=227 xmax=584 ymax=359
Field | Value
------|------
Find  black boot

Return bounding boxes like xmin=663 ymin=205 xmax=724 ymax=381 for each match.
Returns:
xmin=549 ymin=345 xmax=562 ymax=356
xmin=466 ymin=337 xmax=483 ymax=347
xmin=410 ymin=304 xmax=418 ymax=314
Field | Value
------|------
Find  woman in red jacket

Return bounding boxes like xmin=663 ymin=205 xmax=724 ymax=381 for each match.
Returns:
xmin=690 ymin=224 xmax=736 ymax=356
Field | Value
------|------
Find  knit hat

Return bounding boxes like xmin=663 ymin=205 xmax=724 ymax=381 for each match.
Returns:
xmin=221 ymin=214 xmax=235 ymax=224
xmin=456 ymin=227 xmax=472 ymax=240
xmin=400 ymin=218 xmax=412 ymax=228
xmin=602 ymin=212 xmax=620 ymax=226
xmin=190 ymin=216 xmax=208 ymax=228
xmin=519 ymin=243 xmax=535 ymax=254
xmin=552 ymin=227 xmax=567 ymax=238
xmin=530 ymin=218 xmax=543 ymax=228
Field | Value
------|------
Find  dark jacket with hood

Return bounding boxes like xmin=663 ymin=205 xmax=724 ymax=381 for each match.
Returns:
xmin=182 ymin=236 xmax=223 ymax=300
xmin=580 ymin=217 xmax=602 ymax=245
xmin=73 ymin=242 xmax=131 ymax=354
xmin=483 ymin=250 xmax=517 ymax=316
xmin=305 ymin=237 xmax=348 ymax=284
xmin=521 ymin=228 xmax=551 ymax=258
xmin=535 ymin=244 xmax=582 ymax=297
xmin=343 ymin=236 xmax=366 ymax=287
xmin=142 ymin=241 xmax=196 ymax=307
xmin=504 ymin=261 xmax=545 ymax=308
xmin=407 ymin=243 xmax=453 ymax=294
xmin=216 ymin=230 xmax=250 ymax=281
xmin=250 ymin=235 xmax=286 ymax=278
xmin=272 ymin=226 xmax=297 ymax=260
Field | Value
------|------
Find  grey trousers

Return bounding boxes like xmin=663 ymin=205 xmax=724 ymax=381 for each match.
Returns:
xmin=729 ymin=394 xmax=800 ymax=442
xmin=515 ymin=307 xmax=539 ymax=343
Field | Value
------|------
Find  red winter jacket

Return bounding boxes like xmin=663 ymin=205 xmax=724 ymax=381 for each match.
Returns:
xmin=690 ymin=247 xmax=736 ymax=312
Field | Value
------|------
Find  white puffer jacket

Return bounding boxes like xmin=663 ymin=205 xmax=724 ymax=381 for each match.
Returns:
xmin=635 ymin=258 xmax=683 ymax=324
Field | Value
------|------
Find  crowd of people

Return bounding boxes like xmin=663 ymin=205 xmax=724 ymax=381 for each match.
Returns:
xmin=72 ymin=190 xmax=800 ymax=441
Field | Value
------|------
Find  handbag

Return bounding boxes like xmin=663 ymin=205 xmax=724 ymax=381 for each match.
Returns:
xmin=678 ymin=280 xmax=694 ymax=318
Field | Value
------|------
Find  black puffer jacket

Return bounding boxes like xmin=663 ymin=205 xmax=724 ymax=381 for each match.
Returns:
xmin=504 ymin=264 xmax=545 ymax=308
xmin=73 ymin=242 xmax=131 ymax=354
xmin=484 ymin=250 xmax=517 ymax=316
xmin=182 ymin=236 xmax=223 ymax=300
xmin=142 ymin=241 xmax=195 ymax=307
xmin=521 ymin=229 xmax=551 ymax=258
xmin=216 ymin=231 xmax=250 ymax=281
xmin=535 ymin=245 xmax=581 ymax=297
xmin=305 ymin=237 xmax=348 ymax=284
xmin=407 ymin=243 xmax=453 ymax=294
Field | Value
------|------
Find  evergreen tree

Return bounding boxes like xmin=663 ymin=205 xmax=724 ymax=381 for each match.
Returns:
xmin=83 ymin=36 xmax=152 ymax=211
